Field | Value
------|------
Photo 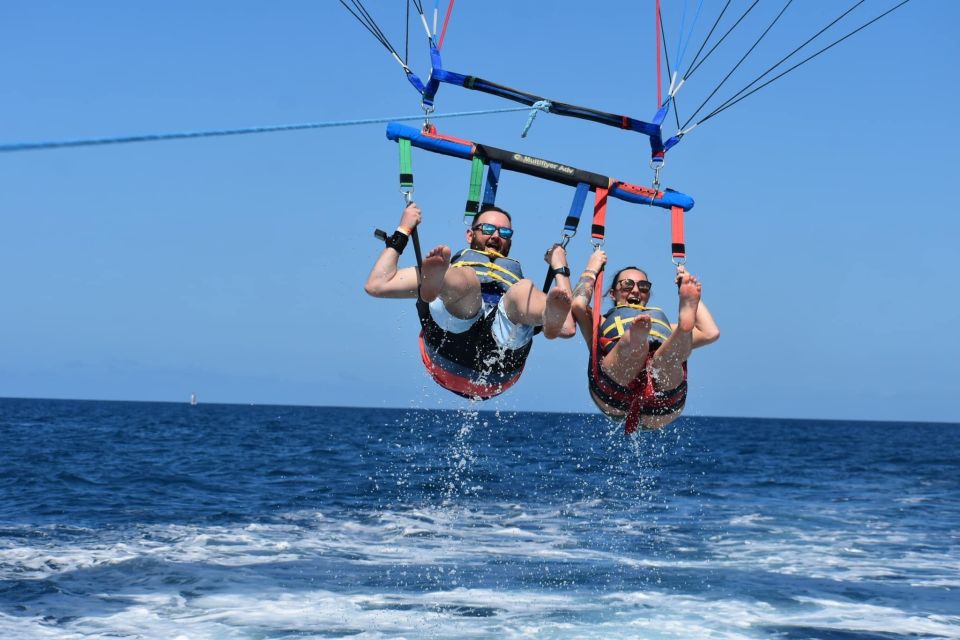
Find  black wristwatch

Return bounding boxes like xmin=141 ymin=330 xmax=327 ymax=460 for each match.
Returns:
xmin=550 ymin=266 xmax=571 ymax=278
xmin=386 ymin=230 xmax=409 ymax=254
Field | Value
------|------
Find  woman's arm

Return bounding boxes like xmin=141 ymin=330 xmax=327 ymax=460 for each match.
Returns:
xmin=691 ymin=300 xmax=720 ymax=349
xmin=570 ymin=249 xmax=607 ymax=351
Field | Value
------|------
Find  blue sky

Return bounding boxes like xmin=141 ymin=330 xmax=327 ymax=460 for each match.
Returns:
xmin=2 ymin=1 xmax=957 ymax=423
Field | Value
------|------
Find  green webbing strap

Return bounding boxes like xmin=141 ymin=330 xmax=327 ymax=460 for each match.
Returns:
xmin=463 ymin=156 xmax=485 ymax=223
xmin=399 ymin=138 xmax=414 ymax=190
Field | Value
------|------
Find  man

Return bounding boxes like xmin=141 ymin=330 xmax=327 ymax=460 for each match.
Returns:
xmin=365 ymin=202 xmax=574 ymax=399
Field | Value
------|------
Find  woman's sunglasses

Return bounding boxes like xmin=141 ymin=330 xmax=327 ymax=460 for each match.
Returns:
xmin=471 ymin=223 xmax=514 ymax=239
xmin=615 ymin=278 xmax=652 ymax=293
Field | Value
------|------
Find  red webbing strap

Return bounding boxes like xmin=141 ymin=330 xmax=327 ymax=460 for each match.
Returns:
xmin=591 ymin=186 xmax=609 ymax=243
xmin=589 ymin=184 xmax=611 ymax=402
xmin=590 ymin=268 xmax=606 ymax=390
xmin=671 ymin=205 xmax=686 ymax=261
xmin=624 ymin=394 xmax=644 ymax=435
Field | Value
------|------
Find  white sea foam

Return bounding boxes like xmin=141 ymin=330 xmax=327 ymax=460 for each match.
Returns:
xmin=3 ymin=504 xmax=958 ymax=639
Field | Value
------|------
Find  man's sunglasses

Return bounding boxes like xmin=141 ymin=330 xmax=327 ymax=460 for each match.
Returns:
xmin=615 ymin=278 xmax=652 ymax=293
xmin=471 ymin=223 xmax=514 ymax=239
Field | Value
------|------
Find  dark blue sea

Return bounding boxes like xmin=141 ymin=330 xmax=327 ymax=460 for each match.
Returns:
xmin=0 ymin=398 xmax=957 ymax=639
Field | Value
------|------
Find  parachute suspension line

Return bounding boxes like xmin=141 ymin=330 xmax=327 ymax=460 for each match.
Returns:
xmin=674 ymin=0 xmax=706 ymax=85
xmin=657 ymin=8 xmax=682 ymax=133
xmin=407 ymin=0 xmax=432 ymax=40
xmin=437 ymin=0 xmax=455 ymax=50
xmin=698 ymin=0 xmax=867 ymax=124
xmin=683 ymin=0 xmax=760 ymax=83
xmin=682 ymin=0 xmax=732 ymax=83
xmin=702 ymin=0 xmax=867 ymax=123
xmin=696 ymin=0 xmax=914 ymax=128
xmin=433 ymin=0 xmax=439 ymax=36
xmin=656 ymin=0 xmax=663 ymax=108
xmin=672 ymin=0 xmax=690 ymax=92
xmin=404 ymin=0 xmax=411 ymax=65
xmin=681 ymin=0 xmax=795 ymax=132
xmin=339 ymin=0 xmax=413 ymax=74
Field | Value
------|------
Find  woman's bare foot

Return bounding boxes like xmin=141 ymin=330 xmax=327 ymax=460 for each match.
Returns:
xmin=677 ymin=273 xmax=702 ymax=332
xmin=419 ymin=245 xmax=451 ymax=302
xmin=541 ymin=288 xmax=572 ymax=339
xmin=622 ymin=315 xmax=652 ymax=355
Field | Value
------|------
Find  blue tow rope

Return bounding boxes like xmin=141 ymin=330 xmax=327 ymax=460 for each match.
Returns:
xmin=0 ymin=106 xmax=534 ymax=154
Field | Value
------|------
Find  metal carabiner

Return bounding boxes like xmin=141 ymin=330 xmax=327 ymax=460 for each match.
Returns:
xmin=649 ymin=161 xmax=663 ymax=198
xmin=558 ymin=233 xmax=574 ymax=249
xmin=421 ymin=102 xmax=435 ymax=131
xmin=400 ymin=188 xmax=414 ymax=204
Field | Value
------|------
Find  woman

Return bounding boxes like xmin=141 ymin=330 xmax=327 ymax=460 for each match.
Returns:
xmin=570 ymin=249 xmax=719 ymax=432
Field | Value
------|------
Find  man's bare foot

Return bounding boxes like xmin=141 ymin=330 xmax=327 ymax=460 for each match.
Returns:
xmin=677 ymin=273 xmax=702 ymax=332
xmin=419 ymin=245 xmax=451 ymax=302
xmin=542 ymin=287 xmax=572 ymax=339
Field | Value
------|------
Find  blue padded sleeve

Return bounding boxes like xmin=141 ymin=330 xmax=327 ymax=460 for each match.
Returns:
xmin=386 ymin=123 xmax=473 ymax=161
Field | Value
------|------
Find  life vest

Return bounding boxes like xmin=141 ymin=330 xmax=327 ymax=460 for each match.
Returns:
xmin=590 ymin=304 xmax=686 ymax=433
xmin=416 ymin=248 xmax=529 ymax=400
xmin=597 ymin=304 xmax=673 ymax=356
xmin=449 ymin=248 xmax=523 ymax=305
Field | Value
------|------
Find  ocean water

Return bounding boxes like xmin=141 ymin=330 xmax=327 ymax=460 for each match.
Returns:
xmin=0 ymin=398 xmax=957 ymax=639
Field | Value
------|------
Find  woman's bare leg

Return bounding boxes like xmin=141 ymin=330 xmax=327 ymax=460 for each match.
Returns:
xmin=601 ymin=315 xmax=652 ymax=386
xmin=649 ymin=273 xmax=701 ymax=390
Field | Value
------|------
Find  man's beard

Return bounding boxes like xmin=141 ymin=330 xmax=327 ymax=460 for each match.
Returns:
xmin=471 ymin=237 xmax=509 ymax=256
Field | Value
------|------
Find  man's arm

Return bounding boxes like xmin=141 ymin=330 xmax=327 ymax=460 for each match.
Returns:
xmin=364 ymin=203 xmax=423 ymax=299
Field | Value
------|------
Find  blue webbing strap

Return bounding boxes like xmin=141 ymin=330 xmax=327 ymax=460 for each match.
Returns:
xmin=421 ymin=43 xmax=444 ymax=107
xmin=481 ymin=161 xmax=501 ymax=207
xmin=564 ymin=182 xmax=590 ymax=237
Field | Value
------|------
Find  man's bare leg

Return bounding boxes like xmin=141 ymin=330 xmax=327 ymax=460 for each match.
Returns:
xmin=601 ymin=315 xmax=651 ymax=386
xmin=649 ymin=273 xmax=701 ymax=390
xmin=500 ymin=279 xmax=573 ymax=339
xmin=419 ymin=245 xmax=483 ymax=319
xmin=542 ymin=287 xmax=573 ymax=339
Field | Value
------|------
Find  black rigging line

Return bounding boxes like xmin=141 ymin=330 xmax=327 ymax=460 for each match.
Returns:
xmin=404 ymin=0 xmax=410 ymax=65
xmin=682 ymin=0 xmax=794 ymax=131
xmin=410 ymin=0 xmax=426 ymax=17
xmin=682 ymin=0 xmax=732 ymax=82
xmin=705 ymin=0 xmax=867 ymax=125
xmin=684 ymin=0 xmax=761 ymax=83
xmin=659 ymin=8 xmax=682 ymax=131
xmin=697 ymin=0 xmax=913 ymax=127
xmin=339 ymin=0 xmax=399 ymax=58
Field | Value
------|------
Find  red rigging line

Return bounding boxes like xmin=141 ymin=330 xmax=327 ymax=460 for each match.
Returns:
xmin=437 ymin=0 xmax=455 ymax=50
